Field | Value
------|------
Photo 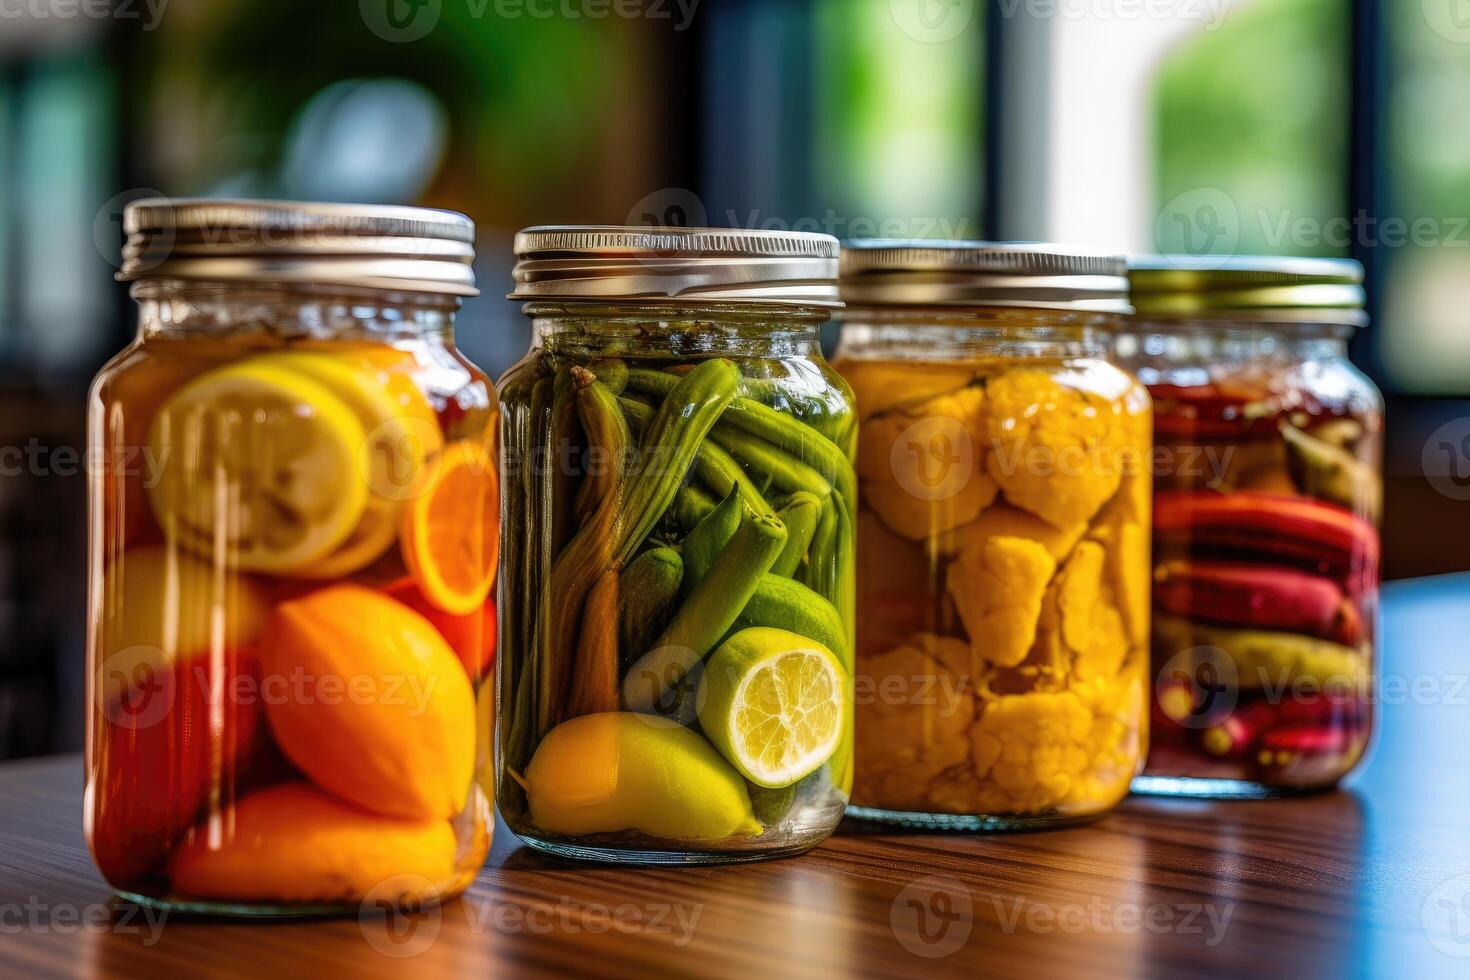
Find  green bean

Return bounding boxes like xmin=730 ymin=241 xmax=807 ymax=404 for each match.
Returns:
xmin=674 ymin=485 xmax=717 ymax=529
xmin=708 ymin=425 xmax=833 ymax=499
xmin=681 ymin=487 xmax=743 ymax=586
xmin=618 ymin=546 xmax=684 ymax=666
xmin=619 ymin=395 xmax=773 ymax=518
xmin=613 ymin=358 xmax=740 ymax=567
xmin=770 ymin=492 xmax=822 ymax=578
xmin=629 ymin=368 xmax=856 ymax=504
xmin=587 ymin=357 xmax=628 ymax=394
xmin=800 ymin=491 xmax=840 ymax=603
xmin=623 ymin=511 xmax=787 ymax=719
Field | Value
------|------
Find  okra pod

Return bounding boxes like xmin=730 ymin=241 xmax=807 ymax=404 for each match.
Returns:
xmin=770 ymin=491 xmax=822 ymax=578
xmin=618 ymin=547 xmax=684 ymax=664
xmin=681 ymin=487 xmax=744 ymax=586
xmin=708 ymin=424 xmax=833 ymax=500
xmin=572 ymin=367 xmax=632 ymax=527
xmin=623 ymin=511 xmax=788 ymax=718
xmin=564 ymin=568 xmax=621 ymax=718
xmin=614 ymin=358 xmax=741 ymax=566
xmin=620 ymin=395 xmax=773 ymax=518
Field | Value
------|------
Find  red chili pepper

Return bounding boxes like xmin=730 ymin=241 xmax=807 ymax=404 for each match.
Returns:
xmin=1154 ymin=560 xmax=1362 ymax=646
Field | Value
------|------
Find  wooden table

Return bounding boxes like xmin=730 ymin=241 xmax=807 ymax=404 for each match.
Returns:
xmin=3 ymin=575 xmax=1469 ymax=979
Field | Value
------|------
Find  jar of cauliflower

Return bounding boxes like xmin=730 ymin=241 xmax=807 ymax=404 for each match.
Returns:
xmin=834 ymin=241 xmax=1152 ymax=830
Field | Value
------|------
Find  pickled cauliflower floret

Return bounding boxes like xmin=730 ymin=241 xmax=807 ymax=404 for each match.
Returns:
xmin=854 ymin=635 xmax=976 ymax=811
xmin=984 ymin=369 xmax=1128 ymax=529
xmin=969 ymin=690 xmax=1093 ymax=813
xmin=842 ymin=360 xmax=979 ymax=422
xmin=1051 ymin=541 xmax=1128 ymax=681
xmin=1085 ymin=483 xmax=1150 ymax=644
xmin=1065 ymin=673 xmax=1145 ymax=807
xmin=945 ymin=535 xmax=1055 ymax=668
xmin=859 ymin=385 xmax=997 ymax=541
xmin=929 ymin=502 xmax=1088 ymax=563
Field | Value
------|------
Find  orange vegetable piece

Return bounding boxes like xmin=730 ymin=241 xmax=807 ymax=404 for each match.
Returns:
xmin=263 ymin=584 xmax=477 ymax=820
xmin=167 ymin=783 xmax=459 ymax=905
xmin=401 ymin=441 xmax=499 ymax=615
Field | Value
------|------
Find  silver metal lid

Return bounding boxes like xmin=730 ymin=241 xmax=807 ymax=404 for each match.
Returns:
xmin=119 ymin=198 xmax=478 ymax=297
xmin=1128 ymin=255 xmax=1367 ymax=326
xmin=839 ymin=240 xmax=1132 ymax=313
xmin=508 ymin=225 xmax=841 ymax=308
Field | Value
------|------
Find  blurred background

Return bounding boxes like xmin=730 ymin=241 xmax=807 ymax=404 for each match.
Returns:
xmin=0 ymin=0 xmax=1465 ymax=757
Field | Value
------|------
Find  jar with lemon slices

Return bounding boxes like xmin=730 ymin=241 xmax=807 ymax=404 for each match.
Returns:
xmin=834 ymin=242 xmax=1152 ymax=830
xmin=497 ymin=227 xmax=855 ymax=862
xmin=85 ymin=200 xmax=496 ymax=914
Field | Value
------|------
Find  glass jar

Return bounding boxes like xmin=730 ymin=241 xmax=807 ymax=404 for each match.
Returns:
xmin=86 ymin=200 xmax=496 ymax=914
xmin=496 ymin=226 xmax=855 ymax=862
xmin=1121 ymin=257 xmax=1382 ymax=797
xmin=833 ymin=242 xmax=1152 ymax=830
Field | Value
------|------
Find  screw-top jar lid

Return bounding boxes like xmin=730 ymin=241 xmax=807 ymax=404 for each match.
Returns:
xmin=838 ymin=240 xmax=1131 ymax=314
xmin=1128 ymin=255 xmax=1367 ymax=326
xmin=508 ymin=225 xmax=842 ymax=308
xmin=118 ymin=198 xmax=479 ymax=297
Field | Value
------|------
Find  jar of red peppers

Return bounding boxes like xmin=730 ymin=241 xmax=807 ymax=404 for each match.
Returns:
xmin=1121 ymin=257 xmax=1382 ymax=797
xmin=86 ymin=200 xmax=496 ymax=913
xmin=834 ymin=242 xmax=1152 ymax=829
xmin=496 ymin=227 xmax=855 ymax=862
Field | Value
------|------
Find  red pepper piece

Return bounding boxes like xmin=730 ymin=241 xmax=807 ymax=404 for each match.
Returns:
xmin=1154 ymin=560 xmax=1362 ymax=645
xmin=1200 ymin=696 xmax=1362 ymax=758
xmin=1153 ymin=490 xmax=1380 ymax=596
xmin=1149 ymin=383 xmax=1284 ymax=439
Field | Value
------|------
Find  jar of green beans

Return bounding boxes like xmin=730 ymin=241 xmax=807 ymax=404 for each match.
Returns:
xmin=495 ymin=227 xmax=856 ymax=863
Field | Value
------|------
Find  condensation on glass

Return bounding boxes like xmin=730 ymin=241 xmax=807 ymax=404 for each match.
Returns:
xmin=86 ymin=200 xmax=496 ymax=914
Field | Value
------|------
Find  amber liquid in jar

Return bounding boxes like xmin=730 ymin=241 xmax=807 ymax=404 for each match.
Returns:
xmin=86 ymin=282 xmax=496 ymax=913
xmin=836 ymin=315 xmax=1152 ymax=829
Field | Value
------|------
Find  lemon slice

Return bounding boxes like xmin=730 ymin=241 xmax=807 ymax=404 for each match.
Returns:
xmin=252 ymin=351 xmax=443 ymax=503
xmin=696 ymin=627 xmax=847 ymax=789
xmin=147 ymin=361 xmax=369 ymax=573
xmin=248 ymin=351 xmax=444 ymax=578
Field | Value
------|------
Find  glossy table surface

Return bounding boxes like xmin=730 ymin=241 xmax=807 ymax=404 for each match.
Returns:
xmin=2 ymin=575 xmax=1469 ymax=979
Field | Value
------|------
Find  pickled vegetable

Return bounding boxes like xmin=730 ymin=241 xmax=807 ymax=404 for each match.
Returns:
xmin=498 ymin=338 xmax=856 ymax=857
xmin=838 ymin=355 xmax=1151 ymax=823
xmin=88 ymin=336 xmax=496 ymax=908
